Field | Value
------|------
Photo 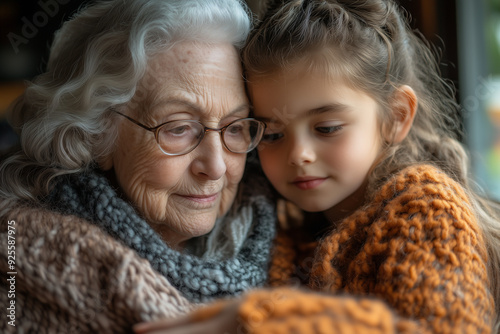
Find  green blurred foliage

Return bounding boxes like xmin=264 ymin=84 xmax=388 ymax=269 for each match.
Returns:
xmin=489 ymin=0 xmax=500 ymax=12
xmin=487 ymin=0 xmax=500 ymax=74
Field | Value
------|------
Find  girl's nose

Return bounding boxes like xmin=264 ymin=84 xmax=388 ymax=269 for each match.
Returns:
xmin=287 ymin=138 xmax=316 ymax=166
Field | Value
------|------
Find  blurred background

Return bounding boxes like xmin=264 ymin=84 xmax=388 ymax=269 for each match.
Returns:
xmin=0 ymin=0 xmax=90 ymax=152
xmin=0 ymin=0 xmax=498 ymax=200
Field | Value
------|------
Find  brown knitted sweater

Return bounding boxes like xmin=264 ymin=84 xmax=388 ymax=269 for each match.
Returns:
xmin=191 ymin=164 xmax=496 ymax=333
xmin=0 ymin=205 xmax=195 ymax=333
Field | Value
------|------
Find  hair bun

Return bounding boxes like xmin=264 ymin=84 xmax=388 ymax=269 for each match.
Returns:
xmin=334 ymin=0 xmax=391 ymax=26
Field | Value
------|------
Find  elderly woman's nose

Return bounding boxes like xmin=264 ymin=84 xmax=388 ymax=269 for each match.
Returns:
xmin=191 ymin=132 xmax=227 ymax=179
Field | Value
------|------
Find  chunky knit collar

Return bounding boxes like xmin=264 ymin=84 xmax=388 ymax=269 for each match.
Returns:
xmin=45 ymin=168 xmax=276 ymax=303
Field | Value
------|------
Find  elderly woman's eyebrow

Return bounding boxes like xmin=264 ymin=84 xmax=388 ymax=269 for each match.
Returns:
xmin=150 ymin=99 xmax=201 ymax=112
xmin=228 ymin=103 xmax=252 ymax=116
xmin=151 ymin=99 xmax=251 ymax=116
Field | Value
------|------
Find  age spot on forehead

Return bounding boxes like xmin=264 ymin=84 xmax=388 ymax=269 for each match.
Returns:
xmin=181 ymin=50 xmax=193 ymax=63
xmin=172 ymin=46 xmax=196 ymax=65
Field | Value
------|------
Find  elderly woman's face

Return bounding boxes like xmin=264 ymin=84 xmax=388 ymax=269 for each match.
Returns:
xmin=108 ymin=42 xmax=249 ymax=249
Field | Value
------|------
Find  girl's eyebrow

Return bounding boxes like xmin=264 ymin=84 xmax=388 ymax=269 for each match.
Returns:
xmin=255 ymin=103 xmax=350 ymax=123
xmin=306 ymin=103 xmax=350 ymax=116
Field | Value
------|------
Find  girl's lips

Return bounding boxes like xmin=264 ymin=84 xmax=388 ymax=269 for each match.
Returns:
xmin=292 ymin=177 xmax=327 ymax=190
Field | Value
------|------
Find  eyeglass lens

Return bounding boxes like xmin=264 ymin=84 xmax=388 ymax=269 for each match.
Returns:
xmin=157 ymin=119 xmax=264 ymax=155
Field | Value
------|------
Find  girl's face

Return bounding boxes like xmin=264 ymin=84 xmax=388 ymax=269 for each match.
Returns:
xmin=248 ymin=66 xmax=383 ymax=218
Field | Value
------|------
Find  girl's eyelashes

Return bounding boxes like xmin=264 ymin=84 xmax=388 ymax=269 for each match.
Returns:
xmin=260 ymin=120 xmax=286 ymax=143
xmin=315 ymin=124 xmax=344 ymax=135
xmin=261 ymin=132 xmax=283 ymax=143
xmin=259 ymin=122 xmax=344 ymax=144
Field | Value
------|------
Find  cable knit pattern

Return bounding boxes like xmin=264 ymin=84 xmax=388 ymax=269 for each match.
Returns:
xmin=311 ymin=164 xmax=493 ymax=331
xmin=0 ymin=162 xmax=276 ymax=333
xmin=0 ymin=205 xmax=195 ymax=333
xmin=43 ymin=168 xmax=276 ymax=303
xmin=191 ymin=164 xmax=495 ymax=333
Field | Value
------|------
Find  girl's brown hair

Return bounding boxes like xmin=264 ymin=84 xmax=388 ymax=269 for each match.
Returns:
xmin=243 ymin=0 xmax=500 ymax=330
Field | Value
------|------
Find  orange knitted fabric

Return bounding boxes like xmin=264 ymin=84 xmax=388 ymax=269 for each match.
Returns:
xmin=191 ymin=164 xmax=495 ymax=333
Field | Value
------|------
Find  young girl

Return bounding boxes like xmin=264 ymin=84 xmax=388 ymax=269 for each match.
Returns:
xmin=135 ymin=0 xmax=500 ymax=333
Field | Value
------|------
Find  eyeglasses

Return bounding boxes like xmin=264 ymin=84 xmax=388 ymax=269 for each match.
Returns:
xmin=113 ymin=110 xmax=266 ymax=156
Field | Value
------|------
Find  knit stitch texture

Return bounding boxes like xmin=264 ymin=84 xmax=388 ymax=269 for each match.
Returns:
xmin=0 ymin=204 xmax=195 ymax=333
xmin=43 ymin=166 xmax=276 ymax=303
xmin=0 ymin=163 xmax=276 ymax=333
xmin=191 ymin=164 xmax=496 ymax=333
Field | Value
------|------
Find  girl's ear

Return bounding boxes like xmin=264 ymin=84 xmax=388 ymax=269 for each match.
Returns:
xmin=390 ymin=85 xmax=418 ymax=144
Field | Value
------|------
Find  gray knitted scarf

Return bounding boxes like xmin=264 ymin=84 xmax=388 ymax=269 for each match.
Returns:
xmin=45 ymin=166 xmax=276 ymax=303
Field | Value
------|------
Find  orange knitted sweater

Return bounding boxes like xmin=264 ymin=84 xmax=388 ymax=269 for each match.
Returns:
xmin=191 ymin=164 xmax=495 ymax=333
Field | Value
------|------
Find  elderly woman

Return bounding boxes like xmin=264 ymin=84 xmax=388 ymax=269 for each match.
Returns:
xmin=0 ymin=0 xmax=277 ymax=332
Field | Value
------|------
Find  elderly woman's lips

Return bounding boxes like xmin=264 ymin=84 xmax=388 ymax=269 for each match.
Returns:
xmin=178 ymin=193 xmax=219 ymax=204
